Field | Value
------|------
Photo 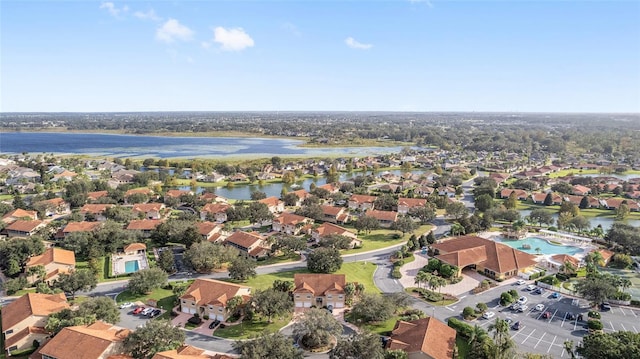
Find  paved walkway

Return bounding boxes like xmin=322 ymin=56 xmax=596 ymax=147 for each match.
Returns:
xmin=398 ymin=252 xmax=430 ymax=288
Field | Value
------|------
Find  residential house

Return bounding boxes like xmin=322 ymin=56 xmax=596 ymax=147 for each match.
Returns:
xmin=124 ymin=187 xmax=153 ymax=203
xmin=289 ymin=189 xmax=311 ymax=207
xmin=5 ymin=220 xmax=46 ymax=238
xmin=431 ymin=235 xmax=537 ymax=280
xmin=272 ymin=213 xmax=313 ymax=235
xmin=499 ymin=189 xmax=528 ymax=200
xmin=34 ymin=198 xmax=70 ymax=216
xmin=80 ymin=204 xmax=113 ymax=221
xmin=111 ymin=169 xmax=138 ymax=185
xmin=224 ymin=231 xmax=270 ymax=259
xmin=317 ymin=183 xmax=340 ymax=194
xmin=199 ymin=203 xmax=231 ymax=222
xmin=126 ymin=219 xmax=163 ymax=237
xmin=55 ymin=221 xmax=102 ymax=239
xmin=489 ymin=173 xmax=511 ymax=185
xmin=386 ymin=317 xmax=457 ymax=359
xmin=123 ymin=243 xmax=146 ymax=255
xmin=320 ymin=205 xmax=350 ymax=224
xmin=2 ymin=209 xmax=38 ymax=224
xmin=86 ymin=191 xmax=109 ymax=202
xmin=600 ymin=198 xmax=639 ymax=211
xmin=164 ymin=189 xmax=194 ymax=203
xmin=414 ymin=186 xmax=435 ymax=198
xmin=293 ymin=274 xmax=346 ymax=309
xmin=31 ymin=321 xmax=131 ymax=359
xmin=152 ymin=345 xmax=237 ymax=359
xmin=258 ymin=197 xmax=285 ymax=214
xmin=348 ymin=195 xmax=377 ymax=211
xmin=199 ymin=192 xmax=228 ymax=203
xmin=201 ymin=173 xmax=226 ymax=183
xmin=197 ymin=222 xmax=226 ymax=243
xmin=311 ymin=223 xmax=360 ymax=248
xmin=228 ymin=173 xmax=248 ymax=182
xmin=132 ymin=203 xmax=165 ymax=220
xmin=25 ymin=248 xmax=76 ymax=285
xmin=366 ymin=209 xmax=398 ymax=228
xmin=397 ymin=198 xmax=427 ymax=215
xmin=572 ymin=185 xmax=591 ymax=196
xmin=1 ymin=293 xmax=69 ymax=354
xmin=437 ymin=187 xmax=456 ymax=198
xmin=179 ymin=279 xmax=250 ymax=321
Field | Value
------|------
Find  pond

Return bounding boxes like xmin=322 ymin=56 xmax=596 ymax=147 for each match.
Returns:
xmin=519 ymin=209 xmax=640 ymax=231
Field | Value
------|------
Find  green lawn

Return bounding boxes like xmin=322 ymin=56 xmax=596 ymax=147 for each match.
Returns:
xmin=600 ymin=267 xmax=640 ymax=301
xmin=116 ymin=287 xmax=177 ymax=311
xmin=257 ymin=252 xmax=302 ymax=266
xmin=213 ymin=313 xmax=293 ymax=339
xmin=517 ymin=202 xmax=640 ymax=220
xmin=225 ymin=262 xmax=380 ymax=293
xmin=341 ymin=224 xmax=432 ymax=255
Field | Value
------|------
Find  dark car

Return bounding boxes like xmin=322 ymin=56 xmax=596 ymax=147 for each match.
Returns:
xmin=149 ymin=309 xmax=161 ymax=318
xmin=209 ymin=320 xmax=220 ymax=329
xmin=566 ymin=313 xmax=576 ymax=320
xmin=600 ymin=302 xmax=612 ymax=311
xmin=512 ymin=321 xmax=521 ymax=330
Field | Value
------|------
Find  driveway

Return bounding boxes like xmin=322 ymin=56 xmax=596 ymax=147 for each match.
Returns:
xmin=441 ymin=269 xmax=484 ymax=296
xmin=398 ymin=252 xmax=430 ymax=288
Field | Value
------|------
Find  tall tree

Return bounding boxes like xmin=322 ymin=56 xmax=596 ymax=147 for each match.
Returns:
xmin=330 ymin=332 xmax=385 ymax=359
xmin=250 ymin=288 xmax=293 ymax=323
xmin=576 ymin=331 xmax=640 ymax=359
xmin=488 ymin=318 xmax=516 ymax=359
xmin=53 ymin=269 xmax=97 ymax=299
xmin=307 ymin=247 xmax=343 ymax=273
xmin=157 ymin=249 xmax=176 ymax=274
xmin=228 ymin=256 xmax=257 ymax=282
xmin=294 ymin=308 xmax=343 ymax=350
xmin=184 ymin=241 xmax=238 ymax=273
xmin=392 ymin=215 xmax=417 ymax=235
xmin=124 ymin=320 xmax=185 ymax=359
xmin=233 ymin=332 xmax=304 ymax=359
xmin=127 ymin=267 xmax=168 ymax=295
xmin=353 ymin=215 xmax=379 ymax=234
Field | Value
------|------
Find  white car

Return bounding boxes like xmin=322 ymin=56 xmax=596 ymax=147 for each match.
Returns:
xmin=482 ymin=311 xmax=496 ymax=319
xmin=511 ymin=303 xmax=520 ymax=311
xmin=535 ymin=304 xmax=545 ymax=311
xmin=518 ymin=305 xmax=529 ymax=312
xmin=518 ymin=296 xmax=528 ymax=304
xmin=526 ymin=284 xmax=536 ymax=291
xmin=141 ymin=307 xmax=154 ymax=316
xmin=119 ymin=302 xmax=134 ymax=309
xmin=516 ymin=279 xmax=526 ymax=285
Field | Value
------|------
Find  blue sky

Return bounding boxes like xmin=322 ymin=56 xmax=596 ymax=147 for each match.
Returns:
xmin=1 ymin=0 xmax=639 ymax=112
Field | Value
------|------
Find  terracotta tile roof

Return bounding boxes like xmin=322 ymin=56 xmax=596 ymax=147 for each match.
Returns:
xmin=2 ymin=209 xmax=38 ymax=222
xmin=291 ymin=189 xmax=310 ymax=199
xmin=397 ymin=198 xmax=427 ymax=208
xmin=349 ymin=194 xmax=377 ymax=204
xmin=123 ymin=242 xmax=146 ymax=252
xmin=152 ymin=345 xmax=236 ymax=359
xmin=293 ymin=274 xmax=346 ymax=296
xmin=273 ymin=213 xmax=310 ymax=226
xmin=386 ymin=317 xmax=456 ymax=359
xmin=201 ymin=203 xmax=230 ymax=214
xmin=165 ymin=189 xmax=192 ymax=198
xmin=37 ymin=322 xmax=130 ymax=359
xmin=247 ymin=247 xmax=270 ymax=258
xmin=38 ymin=198 xmax=66 ymax=207
xmin=573 ymin=185 xmax=591 ymax=194
xmin=5 ymin=326 xmax=49 ymax=349
xmin=1 ymin=293 xmax=69 ymax=331
xmin=258 ymin=196 xmax=281 ymax=207
xmin=132 ymin=203 xmax=165 ymax=212
xmin=26 ymin=247 xmax=76 ymax=267
xmin=530 ymin=193 xmax=547 ymax=202
xmin=433 ymin=236 xmax=537 ymax=275
xmin=180 ymin=279 xmax=250 ymax=307
xmin=6 ymin=220 xmax=45 ymax=233
xmin=199 ymin=193 xmax=227 ymax=203
xmin=224 ymin=231 xmax=263 ymax=249
xmin=63 ymin=221 xmax=103 ymax=233
xmin=318 ymin=183 xmax=339 ymax=192
xmin=126 ymin=219 xmax=163 ymax=231
xmin=551 ymin=254 xmax=580 ymax=267
xmin=125 ymin=187 xmax=152 ymax=197
xmin=197 ymin=222 xmax=220 ymax=236
xmin=595 ymin=249 xmax=615 ymax=262
xmin=436 ymin=246 xmax=487 ymax=268
xmin=87 ymin=191 xmax=109 ymax=201
xmin=321 ymin=205 xmax=343 ymax=216
xmin=80 ymin=204 xmax=113 ymax=214
xmin=366 ymin=209 xmax=398 ymax=222
xmin=313 ymin=223 xmax=357 ymax=239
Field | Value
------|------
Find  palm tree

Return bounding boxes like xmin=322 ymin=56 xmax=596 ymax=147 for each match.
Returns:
xmin=621 ymin=278 xmax=632 ymax=293
xmin=563 ymin=340 xmax=577 ymax=359
xmin=415 ymin=271 xmax=431 ymax=289
xmin=488 ymin=318 xmax=516 ymax=359
xmin=560 ymin=260 xmax=577 ymax=276
xmin=585 ymin=251 xmax=604 ymax=273
xmin=450 ymin=223 xmax=465 ymax=236
xmin=468 ymin=325 xmax=488 ymax=355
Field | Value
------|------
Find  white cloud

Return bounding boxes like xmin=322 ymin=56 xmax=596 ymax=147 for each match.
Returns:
xmin=345 ymin=37 xmax=373 ymax=50
xmin=156 ymin=19 xmax=194 ymax=43
xmin=212 ymin=27 xmax=255 ymax=51
xmin=99 ymin=2 xmax=128 ymax=17
xmin=134 ymin=9 xmax=162 ymax=21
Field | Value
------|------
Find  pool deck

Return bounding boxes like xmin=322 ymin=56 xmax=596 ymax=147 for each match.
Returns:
xmin=480 ymin=231 xmax=596 ymax=263
xmin=112 ymin=252 xmax=149 ymax=276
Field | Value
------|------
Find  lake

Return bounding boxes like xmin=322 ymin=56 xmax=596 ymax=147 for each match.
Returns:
xmin=0 ymin=132 xmax=406 ymax=159
xmin=519 ymin=209 xmax=640 ymax=231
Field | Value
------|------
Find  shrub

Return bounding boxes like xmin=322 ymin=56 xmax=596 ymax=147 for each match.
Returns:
xmin=508 ymin=289 xmax=518 ymax=298
xmin=539 ymin=275 xmax=560 ymax=286
xmin=610 ymin=291 xmax=632 ymax=301
xmin=391 ymin=268 xmax=402 ymax=279
xmin=462 ymin=307 xmax=476 ymax=319
xmin=476 ymin=303 xmax=488 ymax=314
xmin=188 ymin=316 xmax=202 ymax=325
xmin=631 ymin=300 xmax=640 ymax=307
xmin=203 ymin=314 xmax=209 ymax=320
xmin=587 ymin=319 xmax=603 ymax=331
xmin=500 ymin=292 xmax=514 ymax=306
xmin=447 ymin=317 xmax=475 ymax=338
xmin=393 ymin=260 xmax=405 ymax=268
xmin=587 ymin=311 xmax=601 ymax=319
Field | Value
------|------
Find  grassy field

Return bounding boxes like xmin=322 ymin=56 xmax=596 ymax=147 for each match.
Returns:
xmin=225 ymin=262 xmax=380 ymax=293
xmin=341 ymin=224 xmax=432 ymax=255
xmin=347 ymin=314 xmax=399 ymax=335
xmin=116 ymin=287 xmax=177 ymax=311
xmin=213 ymin=313 xmax=293 ymax=339
xmin=600 ymin=267 xmax=640 ymax=301
xmin=517 ymin=202 xmax=640 ymax=220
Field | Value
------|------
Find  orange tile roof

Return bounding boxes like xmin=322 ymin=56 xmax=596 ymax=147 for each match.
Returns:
xmin=126 ymin=219 xmax=163 ymax=231
xmin=313 ymin=223 xmax=357 ymax=239
xmin=386 ymin=317 xmax=456 ymax=359
xmin=5 ymin=326 xmax=49 ymax=349
xmin=37 ymin=322 xmax=130 ymax=359
xmin=180 ymin=279 xmax=250 ymax=307
xmin=321 ymin=205 xmax=344 ymax=216
xmin=293 ymin=274 xmax=346 ymax=296
xmin=349 ymin=194 xmax=377 ymax=204
xmin=2 ymin=208 xmax=38 ymax=222
xmin=38 ymin=198 xmax=66 ymax=207
xmin=87 ymin=191 xmax=109 ymax=201
xmin=26 ymin=247 xmax=76 ymax=267
xmin=201 ymin=203 xmax=230 ymax=214
xmin=166 ymin=189 xmax=192 ymax=198
xmin=6 ymin=220 xmax=45 ymax=233
xmin=291 ymin=189 xmax=310 ymax=199
xmin=63 ymin=221 xmax=103 ymax=233
xmin=123 ymin=242 xmax=146 ymax=252
xmin=125 ymin=187 xmax=152 ymax=197
xmin=152 ymin=345 xmax=236 ymax=359
xmin=273 ymin=212 xmax=310 ymax=226
xmin=436 ymin=246 xmax=487 ymax=268
xmin=197 ymin=222 xmax=220 ymax=236
xmin=224 ymin=231 xmax=263 ymax=249
xmin=1 ymin=293 xmax=69 ymax=331
xmin=366 ymin=209 xmax=398 ymax=222
xmin=80 ymin=204 xmax=113 ymax=214
xmin=132 ymin=203 xmax=165 ymax=212
xmin=433 ymin=236 xmax=537 ymax=275
xmin=551 ymin=254 xmax=580 ymax=267
xmin=397 ymin=198 xmax=427 ymax=208
xmin=258 ymin=196 xmax=281 ymax=206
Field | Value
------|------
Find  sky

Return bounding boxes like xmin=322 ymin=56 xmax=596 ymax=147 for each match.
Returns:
xmin=1 ymin=0 xmax=639 ymax=113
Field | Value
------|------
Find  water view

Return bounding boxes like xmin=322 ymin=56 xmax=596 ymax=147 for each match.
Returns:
xmin=497 ymin=236 xmax=584 ymax=256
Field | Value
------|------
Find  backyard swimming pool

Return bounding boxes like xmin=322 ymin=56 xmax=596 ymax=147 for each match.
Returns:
xmin=497 ymin=237 xmax=583 ymax=255
xmin=124 ymin=260 xmax=140 ymax=273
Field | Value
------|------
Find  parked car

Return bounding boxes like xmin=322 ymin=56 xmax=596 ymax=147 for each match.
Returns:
xmin=505 ymin=317 xmax=513 ymax=325
xmin=512 ymin=321 xmax=521 ymax=330
xmin=566 ymin=313 xmax=576 ymax=320
xmin=551 ymin=292 xmax=561 ymax=299
xmin=542 ymin=311 xmax=552 ymax=319
xmin=209 ymin=320 xmax=220 ymax=329
xmin=518 ymin=305 xmax=529 ymax=312
xmin=511 ymin=303 xmax=520 ymax=311
xmin=149 ymin=309 xmax=161 ymax=318
xmin=600 ymin=302 xmax=612 ymax=311
xmin=132 ymin=307 xmax=144 ymax=315
xmin=535 ymin=304 xmax=545 ymax=311
xmin=119 ymin=302 xmax=134 ymax=309
xmin=516 ymin=279 xmax=526 ymax=285
xmin=482 ymin=311 xmax=496 ymax=319
xmin=141 ymin=307 xmax=154 ymax=316
xmin=534 ymin=288 xmax=545 ymax=295
xmin=518 ymin=296 xmax=528 ymax=304
xmin=526 ymin=284 xmax=536 ymax=291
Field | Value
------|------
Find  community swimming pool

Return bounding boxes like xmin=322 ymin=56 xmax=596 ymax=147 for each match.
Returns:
xmin=124 ymin=260 xmax=140 ymax=273
xmin=497 ymin=236 xmax=583 ymax=255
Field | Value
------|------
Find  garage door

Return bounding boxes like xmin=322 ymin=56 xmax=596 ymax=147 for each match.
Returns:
xmin=303 ymin=302 xmax=311 ymax=308
xmin=181 ymin=307 xmax=195 ymax=314
xmin=295 ymin=302 xmax=303 ymax=307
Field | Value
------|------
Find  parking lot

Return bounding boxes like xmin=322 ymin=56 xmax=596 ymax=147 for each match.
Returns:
xmin=439 ymin=281 xmax=640 ymax=357
xmin=116 ymin=304 xmax=165 ymax=330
